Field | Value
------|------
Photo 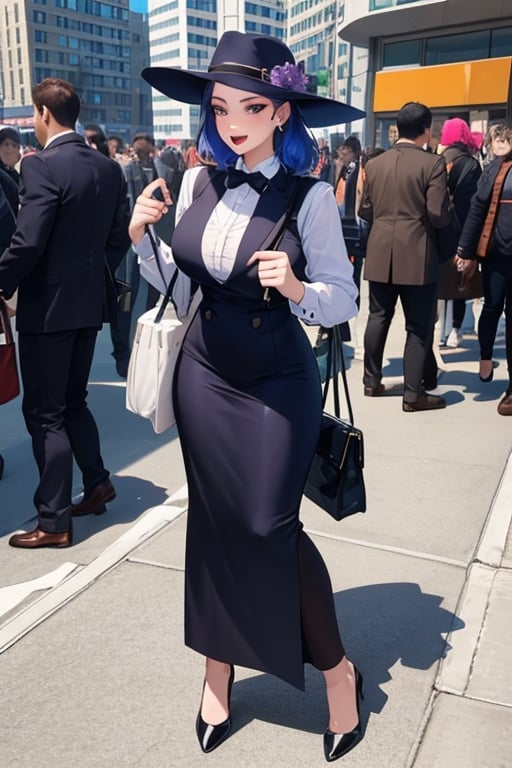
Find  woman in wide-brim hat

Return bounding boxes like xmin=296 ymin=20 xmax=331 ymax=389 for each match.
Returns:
xmin=129 ymin=31 xmax=365 ymax=762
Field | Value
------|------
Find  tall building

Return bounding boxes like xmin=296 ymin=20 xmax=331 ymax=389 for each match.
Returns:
xmin=0 ymin=0 xmax=152 ymax=143
xmin=339 ymin=0 xmax=512 ymax=149
xmin=148 ymin=0 xmax=286 ymax=142
xmin=287 ymin=0 xmax=366 ymax=148
xmin=147 ymin=0 xmax=365 ymax=145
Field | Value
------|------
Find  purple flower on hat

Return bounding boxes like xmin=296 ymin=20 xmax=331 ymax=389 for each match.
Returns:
xmin=270 ymin=62 xmax=308 ymax=93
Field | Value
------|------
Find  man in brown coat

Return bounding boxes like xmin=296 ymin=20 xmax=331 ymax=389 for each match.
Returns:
xmin=360 ymin=101 xmax=452 ymax=411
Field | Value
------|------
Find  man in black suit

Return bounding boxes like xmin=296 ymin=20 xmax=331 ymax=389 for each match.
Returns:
xmin=0 ymin=78 xmax=130 ymax=547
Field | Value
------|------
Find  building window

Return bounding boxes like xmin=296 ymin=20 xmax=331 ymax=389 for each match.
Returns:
xmin=425 ymin=30 xmax=490 ymax=66
xmin=35 ymin=30 xmax=47 ymax=43
xmin=491 ymin=27 xmax=512 ymax=58
xmin=35 ymin=48 xmax=49 ymax=63
xmin=33 ymin=10 xmax=46 ymax=22
xmin=383 ymin=39 xmax=420 ymax=68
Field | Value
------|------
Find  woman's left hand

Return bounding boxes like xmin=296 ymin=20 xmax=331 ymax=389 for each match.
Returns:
xmin=454 ymin=256 xmax=477 ymax=277
xmin=247 ymin=250 xmax=305 ymax=304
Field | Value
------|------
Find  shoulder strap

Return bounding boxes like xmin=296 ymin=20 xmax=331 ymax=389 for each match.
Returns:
xmin=476 ymin=160 xmax=512 ymax=258
xmin=265 ymin=175 xmax=319 ymax=251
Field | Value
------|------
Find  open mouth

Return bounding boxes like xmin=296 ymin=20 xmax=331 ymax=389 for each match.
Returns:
xmin=231 ymin=135 xmax=247 ymax=146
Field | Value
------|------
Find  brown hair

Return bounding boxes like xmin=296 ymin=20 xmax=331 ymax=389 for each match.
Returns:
xmin=484 ymin=123 xmax=512 ymax=149
xmin=32 ymin=78 xmax=80 ymax=128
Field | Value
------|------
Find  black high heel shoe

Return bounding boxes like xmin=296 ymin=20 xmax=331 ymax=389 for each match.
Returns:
xmin=323 ymin=665 xmax=364 ymax=763
xmin=196 ymin=665 xmax=234 ymax=754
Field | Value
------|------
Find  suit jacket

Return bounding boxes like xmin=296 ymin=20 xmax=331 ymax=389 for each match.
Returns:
xmin=0 ymin=132 xmax=130 ymax=333
xmin=361 ymin=143 xmax=451 ymax=285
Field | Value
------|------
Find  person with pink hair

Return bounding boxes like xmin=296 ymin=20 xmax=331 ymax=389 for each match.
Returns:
xmin=439 ymin=117 xmax=481 ymax=156
xmin=437 ymin=117 xmax=482 ymax=348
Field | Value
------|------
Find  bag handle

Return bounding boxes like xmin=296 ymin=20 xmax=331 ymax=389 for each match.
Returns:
xmin=144 ymin=220 xmax=181 ymax=324
xmin=0 ymin=297 xmax=14 ymax=345
xmin=321 ymin=325 xmax=354 ymax=425
xmin=262 ymin=176 xmax=317 ymax=301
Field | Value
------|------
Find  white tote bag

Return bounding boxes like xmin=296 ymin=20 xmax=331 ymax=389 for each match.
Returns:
xmin=126 ymin=272 xmax=201 ymax=434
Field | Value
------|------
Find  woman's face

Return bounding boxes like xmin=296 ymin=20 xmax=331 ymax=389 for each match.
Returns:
xmin=491 ymin=134 xmax=511 ymax=157
xmin=211 ymin=82 xmax=290 ymax=169
xmin=0 ymin=138 xmax=21 ymax=169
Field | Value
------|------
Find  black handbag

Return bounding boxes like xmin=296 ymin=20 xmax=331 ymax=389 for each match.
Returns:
xmin=304 ymin=325 xmax=366 ymax=521
xmin=341 ymin=217 xmax=369 ymax=258
xmin=103 ymin=259 xmax=132 ymax=323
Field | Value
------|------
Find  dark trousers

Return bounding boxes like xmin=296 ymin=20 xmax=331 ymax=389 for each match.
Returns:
xmin=19 ymin=327 xmax=109 ymax=533
xmin=479 ymin=262 xmax=512 ymax=384
xmin=363 ymin=281 xmax=438 ymax=399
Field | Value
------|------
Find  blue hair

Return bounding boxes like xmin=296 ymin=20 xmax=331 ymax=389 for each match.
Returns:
xmin=197 ymin=83 xmax=319 ymax=175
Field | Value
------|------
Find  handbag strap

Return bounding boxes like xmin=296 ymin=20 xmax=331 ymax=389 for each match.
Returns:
xmin=0 ymin=298 xmax=14 ymax=345
xmin=321 ymin=325 xmax=354 ymax=425
xmin=476 ymin=160 xmax=512 ymax=258
xmin=261 ymin=175 xmax=318 ymax=301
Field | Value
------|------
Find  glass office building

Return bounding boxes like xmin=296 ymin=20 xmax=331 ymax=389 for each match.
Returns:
xmin=148 ymin=0 xmax=286 ymax=141
xmin=0 ymin=0 xmax=153 ymax=142
xmin=339 ymin=0 xmax=512 ymax=148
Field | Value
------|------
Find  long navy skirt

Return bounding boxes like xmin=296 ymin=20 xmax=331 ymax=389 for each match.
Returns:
xmin=174 ymin=293 xmax=338 ymax=690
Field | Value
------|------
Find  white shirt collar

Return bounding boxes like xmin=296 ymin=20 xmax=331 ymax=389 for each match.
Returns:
xmin=44 ymin=130 xmax=75 ymax=149
xmin=237 ymin=154 xmax=281 ymax=179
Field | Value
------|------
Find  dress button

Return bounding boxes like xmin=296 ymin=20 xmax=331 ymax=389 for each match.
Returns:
xmin=251 ymin=316 xmax=262 ymax=329
xmin=204 ymin=309 xmax=212 ymax=320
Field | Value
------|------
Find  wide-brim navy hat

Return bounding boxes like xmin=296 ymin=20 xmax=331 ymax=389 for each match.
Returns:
xmin=142 ymin=31 xmax=365 ymax=129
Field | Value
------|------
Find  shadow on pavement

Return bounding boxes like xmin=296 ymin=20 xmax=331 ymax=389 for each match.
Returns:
xmin=0 ymin=474 xmax=168 ymax=541
xmin=227 ymin=582 xmax=464 ymax=737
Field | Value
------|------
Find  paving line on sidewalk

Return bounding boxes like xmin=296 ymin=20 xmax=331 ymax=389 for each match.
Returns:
xmin=305 ymin=529 xmax=467 ymax=569
xmin=0 ymin=484 xmax=189 ymax=654
xmin=432 ymin=449 xmax=512 ymax=696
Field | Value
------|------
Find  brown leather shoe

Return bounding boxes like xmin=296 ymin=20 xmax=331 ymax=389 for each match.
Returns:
xmin=9 ymin=527 xmax=72 ymax=549
xmin=364 ymin=383 xmax=386 ymax=397
xmin=71 ymin=478 xmax=116 ymax=517
xmin=497 ymin=389 xmax=512 ymax=416
xmin=403 ymin=391 xmax=446 ymax=412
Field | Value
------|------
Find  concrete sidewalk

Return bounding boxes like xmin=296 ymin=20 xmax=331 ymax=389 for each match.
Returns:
xmin=1 ymin=299 xmax=512 ymax=768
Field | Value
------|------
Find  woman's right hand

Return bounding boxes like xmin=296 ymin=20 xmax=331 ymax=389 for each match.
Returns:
xmin=128 ymin=178 xmax=172 ymax=246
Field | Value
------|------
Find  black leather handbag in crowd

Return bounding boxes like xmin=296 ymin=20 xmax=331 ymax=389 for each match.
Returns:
xmin=103 ymin=259 xmax=132 ymax=324
xmin=304 ymin=325 xmax=366 ymax=521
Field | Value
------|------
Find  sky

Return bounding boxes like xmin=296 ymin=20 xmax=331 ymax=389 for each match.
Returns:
xmin=130 ymin=0 xmax=148 ymax=12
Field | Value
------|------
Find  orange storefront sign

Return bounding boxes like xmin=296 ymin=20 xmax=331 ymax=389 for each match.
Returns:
xmin=374 ymin=57 xmax=512 ymax=112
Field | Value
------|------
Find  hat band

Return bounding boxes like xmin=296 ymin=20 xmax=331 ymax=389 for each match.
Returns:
xmin=208 ymin=62 xmax=271 ymax=83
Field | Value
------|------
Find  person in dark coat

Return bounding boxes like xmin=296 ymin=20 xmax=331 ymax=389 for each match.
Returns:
xmin=128 ymin=31 xmax=366 ymax=762
xmin=0 ymin=78 xmax=130 ymax=547
xmin=0 ymin=167 xmax=19 ymax=481
xmin=438 ymin=118 xmax=482 ymax=347
xmin=455 ymin=131 xmax=512 ymax=415
xmin=0 ymin=127 xmax=21 ymax=187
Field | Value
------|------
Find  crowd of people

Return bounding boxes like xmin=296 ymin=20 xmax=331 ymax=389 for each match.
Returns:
xmin=1 ymin=29 xmax=512 ymax=762
xmin=318 ymin=114 xmax=512 ymax=414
